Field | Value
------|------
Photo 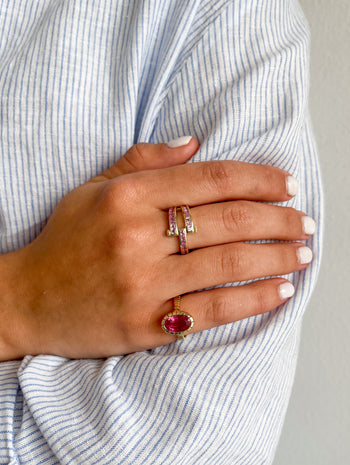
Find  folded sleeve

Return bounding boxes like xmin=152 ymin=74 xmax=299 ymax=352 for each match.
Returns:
xmin=0 ymin=1 xmax=323 ymax=464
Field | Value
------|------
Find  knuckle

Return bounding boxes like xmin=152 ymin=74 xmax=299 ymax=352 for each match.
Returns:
xmin=117 ymin=307 xmax=144 ymax=347
xmin=260 ymin=165 xmax=280 ymax=187
xmin=115 ymin=265 xmax=154 ymax=304
xmin=218 ymin=247 xmax=242 ymax=278
xmin=249 ymin=166 xmax=278 ymax=197
xmin=125 ymin=144 xmax=147 ymax=169
xmin=253 ymin=286 xmax=269 ymax=315
xmin=105 ymin=224 xmax=140 ymax=254
xmin=283 ymin=207 xmax=300 ymax=231
xmin=202 ymin=162 xmax=231 ymax=194
xmin=266 ymin=243 xmax=289 ymax=271
xmin=205 ymin=296 xmax=231 ymax=326
xmin=99 ymin=176 xmax=140 ymax=214
xmin=222 ymin=201 xmax=251 ymax=233
xmin=118 ymin=269 xmax=143 ymax=296
xmin=280 ymin=205 xmax=294 ymax=223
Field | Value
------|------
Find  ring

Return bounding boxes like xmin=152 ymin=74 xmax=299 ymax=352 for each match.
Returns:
xmin=178 ymin=228 xmax=189 ymax=255
xmin=161 ymin=296 xmax=194 ymax=340
xmin=167 ymin=205 xmax=197 ymax=254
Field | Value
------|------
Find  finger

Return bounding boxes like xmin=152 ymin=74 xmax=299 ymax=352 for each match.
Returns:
xmin=143 ymin=278 xmax=296 ymax=348
xmin=163 ymin=202 xmax=316 ymax=254
xmin=128 ymin=160 xmax=299 ymax=208
xmin=164 ymin=242 xmax=312 ymax=297
xmin=173 ymin=278 xmax=295 ymax=334
xmin=90 ymin=137 xmax=199 ymax=182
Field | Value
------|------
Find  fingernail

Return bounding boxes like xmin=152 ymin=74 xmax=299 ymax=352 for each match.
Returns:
xmin=302 ymin=216 xmax=316 ymax=235
xmin=166 ymin=136 xmax=192 ymax=148
xmin=286 ymin=176 xmax=299 ymax=197
xmin=297 ymin=246 xmax=313 ymax=264
xmin=279 ymin=282 xmax=295 ymax=300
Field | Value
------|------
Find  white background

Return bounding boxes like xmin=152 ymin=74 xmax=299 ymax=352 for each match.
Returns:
xmin=275 ymin=1 xmax=350 ymax=463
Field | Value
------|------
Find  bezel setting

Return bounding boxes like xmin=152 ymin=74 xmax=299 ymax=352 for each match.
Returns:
xmin=161 ymin=310 xmax=194 ymax=340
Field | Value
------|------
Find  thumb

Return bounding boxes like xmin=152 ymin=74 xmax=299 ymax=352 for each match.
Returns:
xmin=90 ymin=136 xmax=198 ymax=182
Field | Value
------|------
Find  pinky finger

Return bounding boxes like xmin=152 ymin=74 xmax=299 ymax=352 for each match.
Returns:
xmin=176 ymin=278 xmax=295 ymax=335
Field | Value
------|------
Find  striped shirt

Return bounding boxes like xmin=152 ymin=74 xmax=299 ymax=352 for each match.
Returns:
xmin=0 ymin=1 xmax=323 ymax=464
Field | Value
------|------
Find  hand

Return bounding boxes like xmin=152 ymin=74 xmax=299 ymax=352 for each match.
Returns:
xmin=0 ymin=138 xmax=315 ymax=360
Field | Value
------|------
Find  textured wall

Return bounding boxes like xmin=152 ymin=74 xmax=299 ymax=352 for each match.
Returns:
xmin=275 ymin=1 xmax=350 ymax=464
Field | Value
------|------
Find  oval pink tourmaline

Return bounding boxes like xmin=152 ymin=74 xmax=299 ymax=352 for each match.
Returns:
xmin=164 ymin=314 xmax=192 ymax=333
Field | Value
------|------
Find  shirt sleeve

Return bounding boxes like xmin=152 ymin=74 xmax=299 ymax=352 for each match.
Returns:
xmin=0 ymin=1 xmax=323 ymax=464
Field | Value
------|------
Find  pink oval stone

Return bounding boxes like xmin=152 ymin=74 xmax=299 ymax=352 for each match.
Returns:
xmin=164 ymin=314 xmax=192 ymax=333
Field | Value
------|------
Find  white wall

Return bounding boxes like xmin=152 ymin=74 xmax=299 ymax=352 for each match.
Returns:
xmin=274 ymin=1 xmax=350 ymax=464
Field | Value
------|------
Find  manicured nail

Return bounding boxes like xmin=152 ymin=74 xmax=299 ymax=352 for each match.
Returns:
xmin=166 ymin=136 xmax=192 ymax=148
xmin=302 ymin=216 xmax=316 ymax=235
xmin=297 ymin=246 xmax=313 ymax=264
xmin=279 ymin=282 xmax=295 ymax=300
xmin=286 ymin=176 xmax=299 ymax=197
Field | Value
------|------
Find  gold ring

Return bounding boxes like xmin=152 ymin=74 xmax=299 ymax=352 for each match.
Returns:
xmin=166 ymin=205 xmax=197 ymax=254
xmin=161 ymin=296 xmax=194 ymax=340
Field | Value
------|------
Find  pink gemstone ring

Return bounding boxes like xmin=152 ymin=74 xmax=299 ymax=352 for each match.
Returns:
xmin=161 ymin=296 xmax=194 ymax=340
xmin=166 ymin=205 xmax=197 ymax=255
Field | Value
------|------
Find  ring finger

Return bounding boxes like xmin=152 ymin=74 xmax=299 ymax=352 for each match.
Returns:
xmin=143 ymin=278 xmax=295 ymax=349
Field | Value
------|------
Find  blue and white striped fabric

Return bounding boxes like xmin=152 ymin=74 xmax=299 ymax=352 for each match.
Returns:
xmin=0 ymin=1 xmax=323 ymax=464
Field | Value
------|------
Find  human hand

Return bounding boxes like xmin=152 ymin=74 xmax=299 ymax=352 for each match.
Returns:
xmin=0 ymin=137 xmax=315 ymax=360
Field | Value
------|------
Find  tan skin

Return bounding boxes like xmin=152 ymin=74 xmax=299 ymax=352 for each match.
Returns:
xmin=0 ymin=138 xmax=313 ymax=361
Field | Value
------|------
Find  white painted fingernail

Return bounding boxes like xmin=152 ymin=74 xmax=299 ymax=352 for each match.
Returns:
xmin=286 ymin=176 xmax=299 ymax=196
xmin=302 ymin=216 xmax=316 ymax=235
xmin=297 ymin=246 xmax=313 ymax=264
xmin=166 ymin=136 xmax=192 ymax=148
xmin=279 ymin=282 xmax=295 ymax=300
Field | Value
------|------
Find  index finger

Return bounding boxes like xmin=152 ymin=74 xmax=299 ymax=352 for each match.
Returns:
xmin=129 ymin=160 xmax=298 ymax=208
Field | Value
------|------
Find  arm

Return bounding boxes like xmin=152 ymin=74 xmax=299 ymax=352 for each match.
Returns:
xmin=0 ymin=1 xmax=322 ymax=464
xmin=0 ymin=138 xmax=309 ymax=361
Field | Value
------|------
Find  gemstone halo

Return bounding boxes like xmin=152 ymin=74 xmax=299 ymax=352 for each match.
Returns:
xmin=161 ymin=310 xmax=194 ymax=340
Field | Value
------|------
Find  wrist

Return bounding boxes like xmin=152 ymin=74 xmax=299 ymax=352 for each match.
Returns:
xmin=0 ymin=247 xmax=36 ymax=361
